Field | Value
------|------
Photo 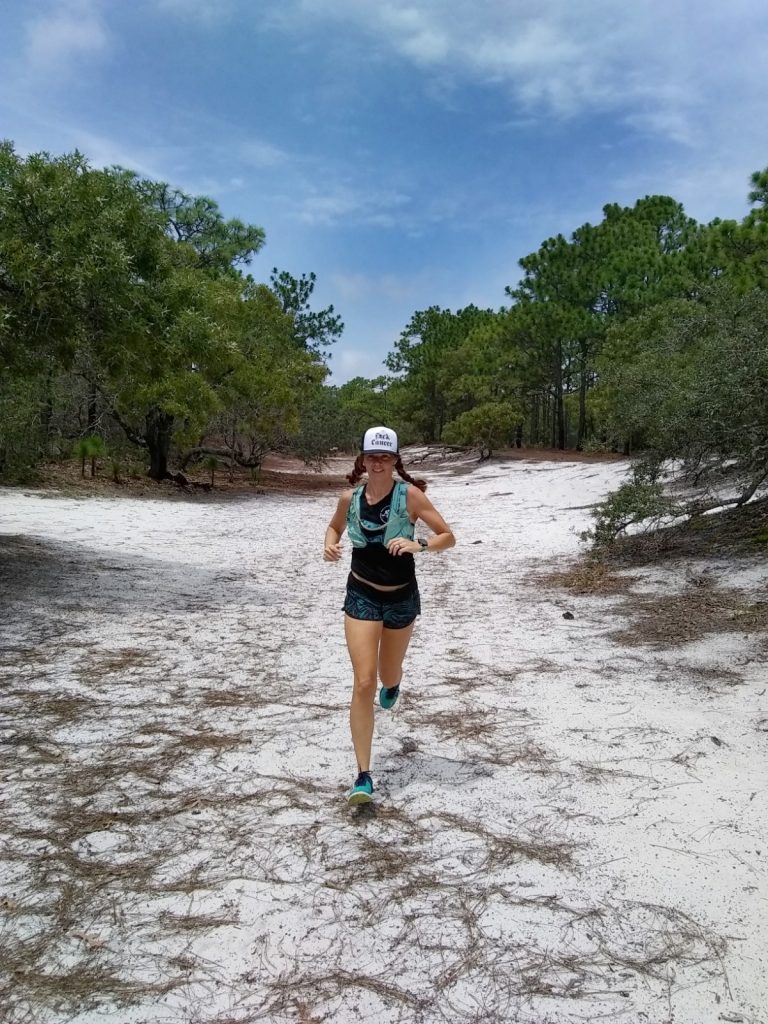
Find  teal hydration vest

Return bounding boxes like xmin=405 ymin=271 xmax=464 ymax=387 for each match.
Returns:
xmin=347 ymin=480 xmax=414 ymax=548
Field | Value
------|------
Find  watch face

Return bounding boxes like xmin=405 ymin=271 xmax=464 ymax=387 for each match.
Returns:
xmin=418 ymin=538 xmax=428 ymax=549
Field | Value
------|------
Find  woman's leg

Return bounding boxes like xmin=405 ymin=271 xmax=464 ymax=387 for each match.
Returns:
xmin=378 ymin=622 xmax=415 ymax=689
xmin=344 ymin=615 xmax=383 ymax=771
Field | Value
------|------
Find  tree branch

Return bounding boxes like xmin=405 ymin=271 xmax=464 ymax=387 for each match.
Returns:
xmin=72 ymin=372 xmax=148 ymax=449
xmin=179 ymin=445 xmax=265 ymax=470
xmin=99 ymin=397 xmax=147 ymax=448
xmin=687 ymin=466 xmax=768 ymax=516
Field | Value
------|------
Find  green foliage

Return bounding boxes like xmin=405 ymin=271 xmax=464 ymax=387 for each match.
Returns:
xmin=269 ymin=268 xmax=344 ymax=353
xmin=442 ymin=402 xmax=520 ymax=457
xmin=386 ymin=305 xmax=498 ymax=442
xmin=747 ymin=168 xmax=768 ymax=221
xmin=203 ymin=455 xmax=218 ymax=486
xmin=335 ymin=376 xmax=390 ymax=443
xmin=3 ymin=138 xmax=768 ymax=500
xmin=74 ymin=435 xmax=105 ymax=477
xmin=0 ymin=373 xmax=49 ymax=480
xmin=0 ymin=140 xmax=343 ymax=481
xmin=0 ymin=142 xmax=167 ymax=377
xmin=506 ymin=195 xmax=703 ymax=449
xmin=202 ymin=282 xmax=329 ymax=466
xmin=381 ymin=169 xmax=768 ymax=468
xmin=136 ymin=180 xmax=265 ymax=273
xmin=582 ymin=465 xmax=678 ymax=547
xmin=602 ymin=284 xmax=768 ymax=484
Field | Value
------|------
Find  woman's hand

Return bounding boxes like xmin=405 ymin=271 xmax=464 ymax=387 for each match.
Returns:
xmin=386 ymin=538 xmax=421 ymax=556
xmin=323 ymin=541 xmax=343 ymax=562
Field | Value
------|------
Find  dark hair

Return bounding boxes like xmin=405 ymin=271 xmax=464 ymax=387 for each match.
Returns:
xmin=345 ymin=453 xmax=427 ymax=492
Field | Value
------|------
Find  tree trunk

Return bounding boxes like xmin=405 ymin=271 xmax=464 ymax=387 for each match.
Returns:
xmin=577 ymin=364 xmax=587 ymax=451
xmin=87 ymin=385 xmax=98 ymax=434
xmin=146 ymin=406 xmax=174 ymax=480
xmin=530 ymin=395 xmax=539 ymax=446
xmin=41 ymin=375 xmax=54 ymax=445
xmin=548 ymin=390 xmax=556 ymax=448
xmin=554 ymin=341 xmax=565 ymax=450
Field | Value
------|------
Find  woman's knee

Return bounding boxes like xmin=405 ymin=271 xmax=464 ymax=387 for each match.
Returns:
xmin=352 ymin=674 xmax=377 ymax=701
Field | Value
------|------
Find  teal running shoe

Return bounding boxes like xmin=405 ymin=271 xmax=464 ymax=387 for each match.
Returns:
xmin=379 ymin=685 xmax=400 ymax=710
xmin=347 ymin=771 xmax=374 ymax=805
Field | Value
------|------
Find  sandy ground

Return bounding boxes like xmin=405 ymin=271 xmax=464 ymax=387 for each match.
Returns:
xmin=1 ymin=455 xmax=767 ymax=1024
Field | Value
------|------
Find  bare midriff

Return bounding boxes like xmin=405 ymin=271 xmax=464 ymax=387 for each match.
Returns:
xmin=350 ymin=571 xmax=410 ymax=593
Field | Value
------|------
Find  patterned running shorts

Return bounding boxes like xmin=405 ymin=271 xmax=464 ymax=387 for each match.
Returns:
xmin=342 ymin=573 xmax=421 ymax=630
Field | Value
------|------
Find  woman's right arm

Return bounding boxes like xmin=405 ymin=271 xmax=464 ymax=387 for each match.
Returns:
xmin=323 ymin=491 xmax=352 ymax=562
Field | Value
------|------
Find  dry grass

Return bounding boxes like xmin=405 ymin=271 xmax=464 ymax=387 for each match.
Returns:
xmin=28 ymin=456 xmax=346 ymax=500
xmin=574 ymin=760 xmax=655 ymax=786
xmin=171 ymin=731 xmax=252 ymax=753
xmin=0 ymin=654 xmax=735 ymax=1024
xmin=613 ymin=579 xmax=768 ymax=647
xmin=416 ymin=706 xmax=497 ymax=744
xmin=0 ymin=645 xmax=52 ymax=668
xmin=8 ymin=691 xmax=103 ymax=723
xmin=74 ymin=646 xmax=155 ymax=681
xmin=158 ymin=909 xmax=240 ymax=931
xmin=614 ymin=497 xmax=768 ymax=563
xmin=199 ymin=686 xmax=268 ymax=708
xmin=428 ymin=810 xmax=577 ymax=870
xmin=679 ymin=663 xmax=746 ymax=688
xmin=401 ymin=700 xmax=554 ymax=777
xmin=1 ymin=493 xmax=744 ymax=1024
xmin=536 ymin=553 xmax=768 ymax=649
xmin=240 ymin=892 xmax=727 ymax=1024
xmin=263 ymin=968 xmax=427 ymax=1019
xmin=531 ymin=557 xmax=639 ymax=596
xmin=1 ymin=689 xmax=734 ymax=1024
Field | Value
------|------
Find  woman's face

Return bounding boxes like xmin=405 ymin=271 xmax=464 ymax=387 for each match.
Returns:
xmin=363 ymin=453 xmax=395 ymax=477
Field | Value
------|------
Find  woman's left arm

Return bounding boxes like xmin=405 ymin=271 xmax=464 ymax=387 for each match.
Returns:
xmin=387 ymin=488 xmax=456 ymax=556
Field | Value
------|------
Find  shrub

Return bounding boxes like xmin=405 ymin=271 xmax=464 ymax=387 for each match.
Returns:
xmin=583 ymin=464 xmax=679 ymax=547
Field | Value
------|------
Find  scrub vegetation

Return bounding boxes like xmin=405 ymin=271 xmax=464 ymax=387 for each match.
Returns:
xmin=3 ymin=140 xmax=768 ymax=544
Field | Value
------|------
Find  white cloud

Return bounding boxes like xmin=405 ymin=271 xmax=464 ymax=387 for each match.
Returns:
xmin=73 ymin=131 xmax=170 ymax=178
xmin=24 ymin=0 xmax=109 ymax=68
xmin=616 ymin=154 xmax=759 ymax=227
xmin=286 ymin=0 xmax=768 ymax=145
xmin=294 ymin=183 xmax=411 ymax=227
xmin=154 ymin=0 xmax=237 ymax=24
xmin=326 ymin=334 xmax=396 ymax=384
xmin=239 ymin=139 xmax=289 ymax=168
xmin=330 ymin=272 xmax=421 ymax=303
xmin=4 ymin=113 xmax=178 ymax=183
xmin=336 ymin=348 xmax=369 ymax=373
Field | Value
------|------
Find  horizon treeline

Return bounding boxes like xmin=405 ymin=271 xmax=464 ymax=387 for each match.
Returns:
xmin=2 ymin=141 xmax=767 ymax=521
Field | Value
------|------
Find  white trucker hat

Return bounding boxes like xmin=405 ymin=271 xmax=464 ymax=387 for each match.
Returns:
xmin=361 ymin=426 xmax=399 ymax=456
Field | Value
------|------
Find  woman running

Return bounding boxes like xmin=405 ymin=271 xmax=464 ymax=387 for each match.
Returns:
xmin=323 ymin=426 xmax=455 ymax=805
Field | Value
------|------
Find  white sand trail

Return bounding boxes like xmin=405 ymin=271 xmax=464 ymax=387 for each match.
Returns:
xmin=1 ymin=458 xmax=766 ymax=1024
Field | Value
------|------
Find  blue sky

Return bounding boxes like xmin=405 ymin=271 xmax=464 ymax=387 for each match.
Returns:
xmin=2 ymin=1 xmax=767 ymax=382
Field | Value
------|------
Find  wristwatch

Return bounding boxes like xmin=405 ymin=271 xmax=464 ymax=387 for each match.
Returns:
xmin=417 ymin=537 xmax=428 ymax=552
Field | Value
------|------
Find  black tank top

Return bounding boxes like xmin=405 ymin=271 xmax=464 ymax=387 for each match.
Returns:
xmin=350 ymin=485 xmax=415 ymax=587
